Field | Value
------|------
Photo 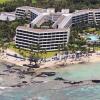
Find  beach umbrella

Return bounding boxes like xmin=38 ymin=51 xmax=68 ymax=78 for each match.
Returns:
xmin=76 ymin=51 xmax=81 ymax=54
xmin=81 ymin=45 xmax=88 ymax=48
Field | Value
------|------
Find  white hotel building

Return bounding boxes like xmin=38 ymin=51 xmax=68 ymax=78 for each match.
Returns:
xmin=15 ymin=6 xmax=100 ymax=51
xmin=73 ymin=9 xmax=100 ymax=25
xmin=16 ymin=26 xmax=70 ymax=51
xmin=15 ymin=6 xmax=71 ymax=51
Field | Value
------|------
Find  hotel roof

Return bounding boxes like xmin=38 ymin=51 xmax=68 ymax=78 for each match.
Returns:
xmin=72 ymin=10 xmax=89 ymax=16
xmin=29 ymin=8 xmax=47 ymax=13
xmin=16 ymin=6 xmax=33 ymax=10
xmin=16 ymin=6 xmax=47 ymax=13
xmin=17 ymin=26 xmax=68 ymax=33
xmin=73 ymin=9 xmax=100 ymax=15
xmin=0 ymin=12 xmax=16 ymax=21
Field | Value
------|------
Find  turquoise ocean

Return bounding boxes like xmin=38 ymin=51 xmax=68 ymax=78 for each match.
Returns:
xmin=0 ymin=62 xmax=100 ymax=100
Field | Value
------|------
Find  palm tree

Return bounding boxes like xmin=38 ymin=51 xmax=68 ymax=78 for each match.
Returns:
xmin=36 ymin=43 xmax=41 ymax=57
xmin=44 ymin=49 xmax=47 ymax=60
xmin=29 ymin=43 xmax=41 ymax=64
xmin=40 ymin=48 xmax=47 ymax=60
xmin=0 ymin=40 xmax=3 ymax=54
xmin=57 ymin=44 xmax=61 ymax=53
xmin=3 ymin=43 xmax=9 ymax=52
xmin=0 ymin=40 xmax=4 ymax=53
xmin=61 ymin=43 xmax=69 ymax=61
xmin=28 ymin=44 xmax=35 ymax=65
xmin=30 ymin=44 xmax=34 ymax=52
xmin=92 ymin=43 xmax=95 ymax=52
xmin=62 ymin=43 xmax=68 ymax=52
xmin=29 ymin=54 xmax=33 ymax=65
xmin=17 ymin=45 xmax=21 ymax=53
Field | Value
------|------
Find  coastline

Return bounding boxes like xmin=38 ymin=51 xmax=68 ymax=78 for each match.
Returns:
xmin=40 ymin=53 xmax=100 ymax=69
xmin=0 ymin=49 xmax=100 ymax=100
xmin=0 ymin=49 xmax=29 ymax=67
xmin=0 ymin=49 xmax=100 ymax=69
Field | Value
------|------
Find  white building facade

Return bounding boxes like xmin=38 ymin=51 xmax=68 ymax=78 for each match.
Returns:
xmin=15 ymin=6 xmax=100 ymax=51
xmin=16 ymin=26 xmax=70 ymax=51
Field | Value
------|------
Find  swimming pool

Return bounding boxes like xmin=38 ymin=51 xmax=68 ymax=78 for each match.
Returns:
xmin=86 ymin=34 xmax=100 ymax=42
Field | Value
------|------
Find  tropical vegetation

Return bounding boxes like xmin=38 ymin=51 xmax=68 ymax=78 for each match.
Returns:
xmin=0 ymin=0 xmax=100 ymax=59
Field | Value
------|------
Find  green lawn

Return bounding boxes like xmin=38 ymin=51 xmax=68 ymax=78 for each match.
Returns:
xmin=0 ymin=0 xmax=36 ymax=4
xmin=32 ymin=0 xmax=36 ymax=3
xmin=8 ymin=42 xmax=57 ymax=58
xmin=0 ymin=0 xmax=11 ymax=3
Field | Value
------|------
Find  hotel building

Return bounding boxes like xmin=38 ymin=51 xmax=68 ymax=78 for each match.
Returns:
xmin=15 ymin=6 xmax=100 ymax=51
xmin=15 ymin=6 xmax=32 ymax=19
xmin=73 ymin=9 xmax=100 ymax=25
xmin=72 ymin=10 xmax=89 ymax=26
xmin=16 ymin=26 xmax=70 ymax=51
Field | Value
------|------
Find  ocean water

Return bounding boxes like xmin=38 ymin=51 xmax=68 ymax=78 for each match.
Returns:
xmin=0 ymin=62 xmax=100 ymax=100
xmin=57 ymin=62 xmax=100 ymax=81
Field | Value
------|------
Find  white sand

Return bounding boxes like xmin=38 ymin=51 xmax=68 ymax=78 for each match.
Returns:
xmin=0 ymin=49 xmax=29 ymax=66
xmin=40 ymin=53 xmax=100 ymax=69
xmin=0 ymin=49 xmax=100 ymax=69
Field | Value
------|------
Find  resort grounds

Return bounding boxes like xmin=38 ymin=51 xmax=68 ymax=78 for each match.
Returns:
xmin=0 ymin=47 xmax=100 ymax=84
xmin=1 ymin=48 xmax=100 ymax=68
xmin=0 ymin=0 xmax=36 ymax=4
xmin=0 ymin=0 xmax=11 ymax=4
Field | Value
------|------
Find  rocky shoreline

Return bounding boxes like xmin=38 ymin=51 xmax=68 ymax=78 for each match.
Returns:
xmin=0 ymin=61 xmax=100 ymax=100
xmin=0 ymin=60 xmax=99 ymax=88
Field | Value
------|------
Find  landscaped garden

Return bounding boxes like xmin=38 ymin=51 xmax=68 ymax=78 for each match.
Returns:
xmin=8 ymin=42 xmax=57 ymax=58
xmin=32 ymin=0 xmax=36 ymax=3
xmin=0 ymin=0 xmax=11 ymax=3
xmin=0 ymin=0 xmax=36 ymax=4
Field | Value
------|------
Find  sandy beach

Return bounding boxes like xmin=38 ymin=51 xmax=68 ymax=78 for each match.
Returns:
xmin=0 ymin=49 xmax=29 ymax=66
xmin=0 ymin=49 xmax=100 ymax=69
xmin=40 ymin=53 xmax=100 ymax=69
xmin=0 ymin=49 xmax=99 ymax=86
xmin=0 ymin=49 xmax=99 ymax=100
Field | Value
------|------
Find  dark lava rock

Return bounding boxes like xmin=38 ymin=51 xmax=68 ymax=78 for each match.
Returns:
xmin=92 ymin=80 xmax=100 ymax=83
xmin=36 ymin=72 xmax=56 ymax=77
xmin=54 ymin=77 xmax=65 ymax=81
xmin=22 ymin=81 xmax=27 ymax=83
